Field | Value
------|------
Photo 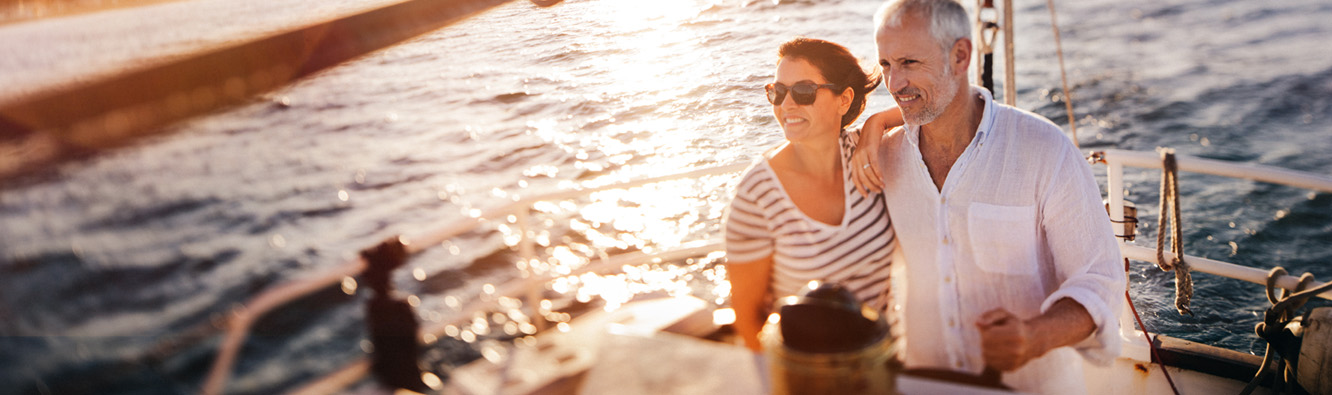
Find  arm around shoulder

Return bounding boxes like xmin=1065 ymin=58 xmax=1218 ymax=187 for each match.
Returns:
xmin=850 ymin=107 xmax=904 ymax=197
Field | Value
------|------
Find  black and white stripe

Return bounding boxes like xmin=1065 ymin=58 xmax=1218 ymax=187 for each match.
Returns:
xmin=724 ymin=131 xmax=897 ymax=310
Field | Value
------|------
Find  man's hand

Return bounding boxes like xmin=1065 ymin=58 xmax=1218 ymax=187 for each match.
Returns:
xmin=975 ymin=299 xmax=1097 ymax=372
xmin=976 ymin=309 xmax=1037 ymax=371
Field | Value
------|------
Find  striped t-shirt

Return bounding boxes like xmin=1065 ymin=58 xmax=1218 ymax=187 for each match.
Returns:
xmin=724 ymin=131 xmax=897 ymax=311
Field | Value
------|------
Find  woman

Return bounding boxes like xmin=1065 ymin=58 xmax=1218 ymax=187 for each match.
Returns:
xmin=724 ymin=37 xmax=904 ymax=350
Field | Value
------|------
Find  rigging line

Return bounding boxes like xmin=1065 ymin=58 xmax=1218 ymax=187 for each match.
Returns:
xmin=1125 ymin=289 xmax=1182 ymax=395
xmin=1001 ymin=0 xmax=1016 ymax=105
xmin=1045 ymin=0 xmax=1079 ymax=148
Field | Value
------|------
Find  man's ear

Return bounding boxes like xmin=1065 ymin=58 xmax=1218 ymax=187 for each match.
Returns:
xmin=951 ymin=38 xmax=972 ymax=76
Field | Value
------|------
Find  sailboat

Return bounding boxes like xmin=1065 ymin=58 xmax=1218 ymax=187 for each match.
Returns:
xmin=3 ymin=0 xmax=1329 ymax=393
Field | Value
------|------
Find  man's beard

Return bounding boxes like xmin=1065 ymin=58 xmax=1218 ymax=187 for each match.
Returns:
xmin=900 ymin=63 xmax=958 ymax=126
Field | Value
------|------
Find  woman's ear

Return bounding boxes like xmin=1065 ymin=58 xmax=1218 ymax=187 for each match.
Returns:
xmin=838 ymin=87 xmax=854 ymax=115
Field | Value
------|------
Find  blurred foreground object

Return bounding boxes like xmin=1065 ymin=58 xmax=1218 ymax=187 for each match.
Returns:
xmin=760 ymin=281 xmax=898 ymax=395
xmin=0 ymin=0 xmax=550 ymax=184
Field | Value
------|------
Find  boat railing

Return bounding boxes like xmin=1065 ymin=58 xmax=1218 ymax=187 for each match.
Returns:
xmin=1100 ymin=149 xmax=1332 ymax=296
xmin=1098 ymin=148 xmax=1332 ymax=360
xmin=202 ymin=162 xmax=749 ymax=395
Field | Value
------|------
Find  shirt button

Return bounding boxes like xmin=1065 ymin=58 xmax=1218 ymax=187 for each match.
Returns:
xmin=948 ymin=318 xmax=956 ymax=327
xmin=944 ymin=276 xmax=952 ymax=283
xmin=942 ymin=237 xmax=950 ymax=245
xmin=940 ymin=196 xmax=946 ymax=204
xmin=955 ymin=361 xmax=964 ymax=368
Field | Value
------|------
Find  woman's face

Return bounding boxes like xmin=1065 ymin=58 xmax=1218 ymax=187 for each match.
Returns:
xmin=772 ymin=57 xmax=851 ymax=143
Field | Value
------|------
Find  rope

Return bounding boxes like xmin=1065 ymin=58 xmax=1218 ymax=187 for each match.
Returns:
xmin=1045 ymin=0 xmax=1078 ymax=148
xmin=1241 ymin=268 xmax=1332 ymax=395
xmin=1239 ymin=343 xmax=1278 ymax=395
xmin=1154 ymin=148 xmax=1193 ymax=316
xmin=1126 ymin=289 xmax=1182 ymax=395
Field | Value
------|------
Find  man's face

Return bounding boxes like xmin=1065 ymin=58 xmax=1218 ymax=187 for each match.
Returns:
xmin=876 ymin=12 xmax=959 ymax=126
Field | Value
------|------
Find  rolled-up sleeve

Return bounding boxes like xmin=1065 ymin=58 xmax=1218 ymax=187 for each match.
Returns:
xmin=1038 ymin=142 xmax=1126 ymax=365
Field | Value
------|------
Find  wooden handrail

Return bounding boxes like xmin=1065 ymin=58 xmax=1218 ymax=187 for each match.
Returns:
xmin=0 ymin=0 xmax=517 ymax=183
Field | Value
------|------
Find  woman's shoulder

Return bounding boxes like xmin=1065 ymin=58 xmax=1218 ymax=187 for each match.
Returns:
xmin=735 ymin=151 xmax=781 ymax=197
xmin=840 ymin=128 xmax=860 ymax=158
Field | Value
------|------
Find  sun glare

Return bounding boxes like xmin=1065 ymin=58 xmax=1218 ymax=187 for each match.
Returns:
xmin=590 ymin=0 xmax=714 ymax=101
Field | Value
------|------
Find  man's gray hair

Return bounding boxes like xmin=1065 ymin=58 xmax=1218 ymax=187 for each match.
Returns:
xmin=874 ymin=0 xmax=971 ymax=53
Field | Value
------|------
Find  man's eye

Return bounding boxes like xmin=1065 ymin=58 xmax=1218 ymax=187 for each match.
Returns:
xmin=879 ymin=59 xmax=890 ymax=68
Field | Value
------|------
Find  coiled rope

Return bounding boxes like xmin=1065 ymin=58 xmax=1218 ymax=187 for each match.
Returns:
xmin=1155 ymin=147 xmax=1194 ymax=316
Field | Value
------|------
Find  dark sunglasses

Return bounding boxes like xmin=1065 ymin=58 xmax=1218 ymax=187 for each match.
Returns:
xmin=765 ymin=82 xmax=840 ymax=106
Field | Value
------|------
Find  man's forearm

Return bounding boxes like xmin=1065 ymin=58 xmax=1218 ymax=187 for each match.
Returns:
xmin=1025 ymin=298 xmax=1096 ymax=356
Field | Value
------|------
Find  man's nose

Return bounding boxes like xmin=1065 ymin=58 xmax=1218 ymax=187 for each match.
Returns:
xmin=887 ymin=68 xmax=908 ymax=93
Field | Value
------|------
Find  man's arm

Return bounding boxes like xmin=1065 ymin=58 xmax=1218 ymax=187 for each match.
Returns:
xmin=975 ymin=298 xmax=1095 ymax=371
xmin=976 ymin=124 xmax=1126 ymax=371
xmin=1036 ymin=136 xmax=1126 ymax=364
xmin=850 ymin=106 xmax=904 ymax=197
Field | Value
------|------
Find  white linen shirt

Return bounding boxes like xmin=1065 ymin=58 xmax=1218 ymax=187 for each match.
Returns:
xmin=876 ymin=87 xmax=1124 ymax=394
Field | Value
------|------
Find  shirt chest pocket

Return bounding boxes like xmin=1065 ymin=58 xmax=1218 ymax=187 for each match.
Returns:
xmin=966 ymin=202 xmax=1039 ymax=275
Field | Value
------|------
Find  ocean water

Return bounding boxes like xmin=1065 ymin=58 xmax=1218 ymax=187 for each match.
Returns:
xmin=1 ymin=0 xmax=1331 ymax=393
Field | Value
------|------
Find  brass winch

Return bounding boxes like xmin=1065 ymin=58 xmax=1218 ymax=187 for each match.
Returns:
xmin=760 ymin=281 xmax=899 ymax=395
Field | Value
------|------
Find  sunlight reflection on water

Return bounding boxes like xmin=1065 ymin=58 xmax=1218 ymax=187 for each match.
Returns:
xmin=504 ymin=174 xmax=736 ymax=295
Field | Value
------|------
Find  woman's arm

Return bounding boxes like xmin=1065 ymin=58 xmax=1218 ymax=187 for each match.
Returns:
xmin=726 ymin=255 xmax=774 ymax=352
xmin=850 ymin=106 xmax=904 ymax=197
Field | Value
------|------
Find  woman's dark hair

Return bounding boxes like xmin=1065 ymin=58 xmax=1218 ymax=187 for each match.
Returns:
xmin=777 ymin=37 xmax=883 ymax=128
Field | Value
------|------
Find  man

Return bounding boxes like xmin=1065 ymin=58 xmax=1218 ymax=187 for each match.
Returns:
xmin=853 ymin=0 xmax=1125 ymax=393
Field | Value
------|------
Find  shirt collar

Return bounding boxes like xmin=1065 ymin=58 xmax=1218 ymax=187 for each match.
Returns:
xmin=974 ymin=85 xmax=995 ymax=143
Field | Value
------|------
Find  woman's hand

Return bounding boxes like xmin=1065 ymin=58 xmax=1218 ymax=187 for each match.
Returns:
xmin=851 ymin=107 xmax=903 ymax=197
